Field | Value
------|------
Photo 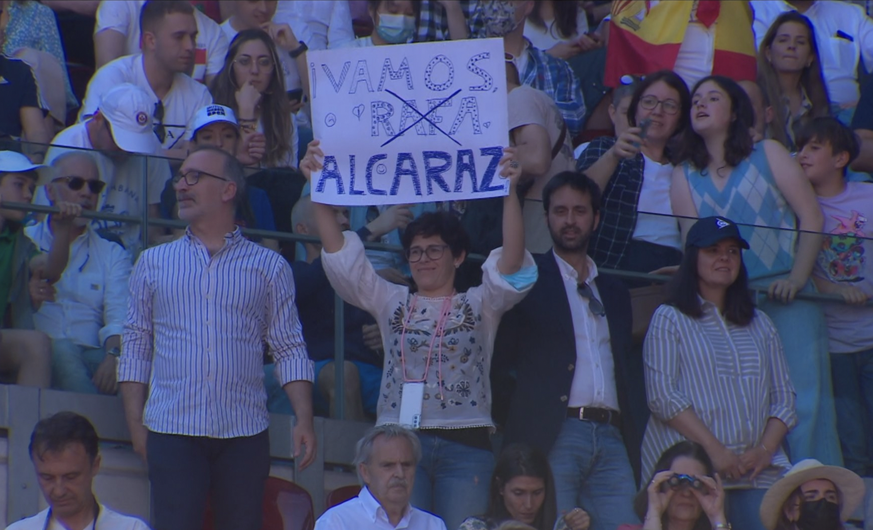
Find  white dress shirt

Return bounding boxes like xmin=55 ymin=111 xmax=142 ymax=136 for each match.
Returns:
xmin=119 ymin=227 xmax=313 ymax=438
xmin=6 ymin=504 xmax=150 ymax=530
xmin=752 ymin=0 xmax=873 ymax=106
xmin=275 ymin=0 xmax=356 ymax=50
xmin=25 ymin=220 xmax=131 ymax=349
xmin=554 ymin=251 xmax=620 ymax=411
xmin=315 ymin=486 xmax=447 ymax=530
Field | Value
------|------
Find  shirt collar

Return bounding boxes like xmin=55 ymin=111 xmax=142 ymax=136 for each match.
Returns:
xmin=553 ymin=249 xmax=599 ymax=285
xmin=358 ymin=486 xmax=413 ymax=527
xmin=185 ymin=225 xmax=244 ymax=249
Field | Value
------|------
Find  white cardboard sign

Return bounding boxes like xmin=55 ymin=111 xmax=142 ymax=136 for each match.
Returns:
xmin=308 ymin=38 xmax=509 ymax=206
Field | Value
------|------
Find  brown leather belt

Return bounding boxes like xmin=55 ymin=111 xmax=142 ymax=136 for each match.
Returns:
xmin=567 ymin=407 xmax=621 ymax=428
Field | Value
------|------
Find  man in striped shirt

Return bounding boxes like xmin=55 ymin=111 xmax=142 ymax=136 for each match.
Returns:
xmin=118 ymin=145 xmax=315 ymax=530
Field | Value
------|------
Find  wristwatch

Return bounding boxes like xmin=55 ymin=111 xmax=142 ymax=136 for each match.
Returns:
xmin=107 ymin=347 xmax=121 ymax=358
xmin=289 ymin=41 xmax=308 ymax=59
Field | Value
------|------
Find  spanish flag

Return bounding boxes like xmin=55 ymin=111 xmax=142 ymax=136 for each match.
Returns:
xmin=604 ymin=0 xmax=757 ymax=87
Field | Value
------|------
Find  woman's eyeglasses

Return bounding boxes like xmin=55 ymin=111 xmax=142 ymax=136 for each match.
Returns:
xmin=407 ymin=245 xmax=449 ymax=263
xmin=234 ymin=56 xmax=275 ymax=71
xmin=172 ymin=169 xmax=229 ymax=186
xmin=56 ymin=176 xmax=106 ymax=194
xmin=639 ymin=95 xmax=680 ymax=115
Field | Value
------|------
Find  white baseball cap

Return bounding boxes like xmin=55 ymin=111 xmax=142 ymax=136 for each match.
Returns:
xmin=189 ymin=105 xmax=239 ymax=138
xmin=0 ymin=150 xmax=52 ymax=184
xmin=98 ymin=83 xmax=162 ymax=155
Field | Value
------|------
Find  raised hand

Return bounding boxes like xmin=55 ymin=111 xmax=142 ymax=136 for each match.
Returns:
xmin=299 ymin=140 xmax=325 ymax=182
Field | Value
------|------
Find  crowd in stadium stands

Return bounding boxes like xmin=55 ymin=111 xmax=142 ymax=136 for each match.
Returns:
xmin=1 ymin=1 xmax=873 ymax=530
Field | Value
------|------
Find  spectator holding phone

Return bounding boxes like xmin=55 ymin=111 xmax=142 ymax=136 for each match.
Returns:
xmin=524 ymin=0 xmax=601 ymax=60
xmin=623 ymin=442 xmax=728 ymax=530
xmin=210 ymin=29 xmax=297 ymax=168
xmin=575 ymin=70 xmax=690 ymax=278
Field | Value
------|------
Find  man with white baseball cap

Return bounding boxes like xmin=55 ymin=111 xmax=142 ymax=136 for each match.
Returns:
xmin=36 ymin=83 xmax=171 ymax=254
xmin=759 ymin=459 xmax=865 ymax=530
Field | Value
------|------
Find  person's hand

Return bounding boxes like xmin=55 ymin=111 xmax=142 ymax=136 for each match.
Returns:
xmin=649 ymin=265 xmax=680 ymax=276
xmin=562 ymin=507 xmax=591 ymax=530
xmin=499 ymin=147 xmax=521 ymax=187
xmin=690 ymin=474 xmax=727 ymax=526
xmin=573 ymin=33 xmax=603 ymax=52
xmin=645 ymin=471 xmax=677 ymax=518
xmin=92 ymin=355 xmax=118 ymax=395
xmin=292 ymin=418 xmax=317 ymax=470
xmin=768 ymin=278 xmax=802 ymax=303
xmin=369 ymin=204 xmax=414 ymax=237
xmin=235 ymin=81 xmax=263 ymax=117
xmin=299 ymin=140 xmax=324 ymax=182
xmin=288 ymin=98 xmax=306 ymax=114
xmin=709 ymin=445 xmax=746 ymax=481
xmin=611 ymin=127 xmax=645 ymax=160
xmin=836 ymin=284 xmax=869 ymax=305
xmin=52 ymin=201 xmax=84 ymax=235
xmin=739 ymin=444 xmax=772 ymax=480
xmin=546 ymin=41 xmax=583 ymax=60
xmin=28 ymin=270 xmax=55 ymax=310
xmin=376 ymin=267 xmax=412 ymax=286
xmin=130 ymin=423 xmax=148 ymax=463
xmin=362 ymin=323 xmax=382 ymax=352
xmin=239 ymin=131 xmax=266 ymax=166
xmin=262 ymin=22 xmax=299 ymax=51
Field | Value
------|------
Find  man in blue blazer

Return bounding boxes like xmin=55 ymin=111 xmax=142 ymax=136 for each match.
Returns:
xmin=494 ymin=171 xmax=643 ymax=530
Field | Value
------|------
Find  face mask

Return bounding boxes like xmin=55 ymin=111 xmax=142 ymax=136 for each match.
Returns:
xmin=376 ymin=13 xmax=415 ymax=44
xmin=478 ymin=1 xmax=520 ymax=38
xmin=797 ymin=499 xmax=841 ymax=530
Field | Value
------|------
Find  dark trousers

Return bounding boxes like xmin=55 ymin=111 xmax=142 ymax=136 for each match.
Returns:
xmin=617 ymin=239 xmax=683 ymax=288
xmin=147 ymin=429 xmax=270 ymax=530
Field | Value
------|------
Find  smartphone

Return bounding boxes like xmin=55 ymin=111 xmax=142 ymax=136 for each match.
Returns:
xmin=287 ymin=88 xmax=304 ymax=104
xmin=634 ymin=118 xmax=652 ymax=148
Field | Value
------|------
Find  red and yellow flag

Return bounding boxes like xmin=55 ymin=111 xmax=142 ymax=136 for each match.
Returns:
xmin=604 ymin=0 xmax=757 ymax=87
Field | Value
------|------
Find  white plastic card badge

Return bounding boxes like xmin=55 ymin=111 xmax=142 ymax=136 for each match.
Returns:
xmin=398 ymin=382 xmax=424 ymax=429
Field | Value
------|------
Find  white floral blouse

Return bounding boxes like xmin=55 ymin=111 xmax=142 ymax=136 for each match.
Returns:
xmin=321 ymin=232 xmax=536 ymax=429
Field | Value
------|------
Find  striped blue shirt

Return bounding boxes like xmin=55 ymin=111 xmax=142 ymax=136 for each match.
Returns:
xmin=642 ymin=301 xmax=797 ymax=489
xmin=119 ymin=228 xmax=313 ymax=438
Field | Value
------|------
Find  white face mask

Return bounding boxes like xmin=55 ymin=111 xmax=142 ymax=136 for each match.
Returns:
xmin=477 ymin=0 xmax=520 ymax=38
xmin=376 ymin=13 xmax=416 ymax=44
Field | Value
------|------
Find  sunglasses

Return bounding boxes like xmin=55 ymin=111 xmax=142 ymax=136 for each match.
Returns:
xmin=154 ymin=100 xmax=166 ymax=143
xmin=577 ymin=282 xmax=606 ymax=317
xmin=55 ymin=176 xmax=106 ymax=194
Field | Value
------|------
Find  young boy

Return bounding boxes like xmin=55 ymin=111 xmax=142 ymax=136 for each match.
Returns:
xmin=797 ymin=117 xmax=873 ymax=477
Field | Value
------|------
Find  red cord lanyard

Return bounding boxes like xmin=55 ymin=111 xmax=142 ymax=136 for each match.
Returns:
xmin=399 ymin=294 xmax=453 ymax=390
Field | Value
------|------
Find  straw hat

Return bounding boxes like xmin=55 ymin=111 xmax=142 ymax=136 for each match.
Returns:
xmin=760 ymin=459 xmax=864 ymax=530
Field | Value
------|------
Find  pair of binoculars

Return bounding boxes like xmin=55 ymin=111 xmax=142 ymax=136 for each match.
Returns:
xmin=661 ymin=474 xmax=709 ymax=493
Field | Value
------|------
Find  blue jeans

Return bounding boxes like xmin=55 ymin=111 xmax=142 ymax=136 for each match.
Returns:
xmin=548 ymin=419 xmax=638 ymax=530
xmin=758 ymin=296 xmax=843 ymax=465
xmin=411 ymin=432 xmax=494 ymax=530
xmin=51 ymin=339 xmax=107 ymax=394
xmin=831 ymin=348 xmax=873 ymax=477
xmin=726 ymin=488 xmax=767 ymax=530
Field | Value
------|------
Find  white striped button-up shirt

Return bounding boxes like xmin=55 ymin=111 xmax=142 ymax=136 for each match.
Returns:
xmin=119 ymin=228 xmax=313 ymax=438
xmin=641 ymin=301 xmax=797 ymax=489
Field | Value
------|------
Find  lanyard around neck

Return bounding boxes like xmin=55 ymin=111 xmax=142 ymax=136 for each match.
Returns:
xmin=399 ymin=294 xmax=454 ymax=386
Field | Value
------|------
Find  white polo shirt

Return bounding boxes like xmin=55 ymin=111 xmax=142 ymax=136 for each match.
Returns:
xmin=94 ymin=0 xmax=228 ymax=84
xmin=752 ymin=0 xmax=873 ymax=106
xmin=6 ymin=504 xmax=150 ymax=530
xmin=25 ymin=220 xmax=132 ymax=349
xmin=315 ymin=487 xmax=447 ymax=530
xmin=79 ymin=54 xmax=213 ymax=150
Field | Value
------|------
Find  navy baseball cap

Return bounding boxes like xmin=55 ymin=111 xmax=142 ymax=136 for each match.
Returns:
xmin=685 ymin=216 xmax=750 ymax=250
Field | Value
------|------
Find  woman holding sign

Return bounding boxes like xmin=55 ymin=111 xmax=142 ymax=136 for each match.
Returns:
xmin=300 ymin=140 xmax=536 ymax=530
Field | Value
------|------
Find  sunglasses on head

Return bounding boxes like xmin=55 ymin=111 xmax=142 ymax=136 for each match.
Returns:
xmin=56 ymin=176 xmax=106 ymax=194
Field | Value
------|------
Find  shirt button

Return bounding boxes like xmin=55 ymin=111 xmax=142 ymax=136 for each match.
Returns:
xmin=560 ymin=395 xmax=568 ymax=403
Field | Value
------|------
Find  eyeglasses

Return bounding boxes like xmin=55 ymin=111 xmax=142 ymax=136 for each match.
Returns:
xmin=577 ymin=282 xmax=606 ymax=317
xmin=172 ymin=169 xmax=228 ymax=186
xmin=154 ymin=100 xmax=166 ymax=144
xmin=55 ymin=176 xmax=106 ymax=194
xmin=407 ymin=245 xmax=449 ymax=263
xmin=639 ymin=95 xmax=680 ymax=115
xmin=234 ymin=56 xmax=275 ymax=71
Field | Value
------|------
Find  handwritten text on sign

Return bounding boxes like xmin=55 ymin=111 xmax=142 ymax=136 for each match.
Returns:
xmin=309 ymin=38 xmax=509 ymax=206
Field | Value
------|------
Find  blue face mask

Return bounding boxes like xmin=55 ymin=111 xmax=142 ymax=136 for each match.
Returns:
xmin=376 ymin=13 xmax=416 ymax=44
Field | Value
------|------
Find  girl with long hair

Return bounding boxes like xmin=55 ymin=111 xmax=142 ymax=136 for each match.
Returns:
xmin=757 ymin=12 xmax=830 ymax=150
xmin=641 ymin=217 xmax=796 ymax=530
xmin=209 ymin=29 xmax=296 ymax=168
